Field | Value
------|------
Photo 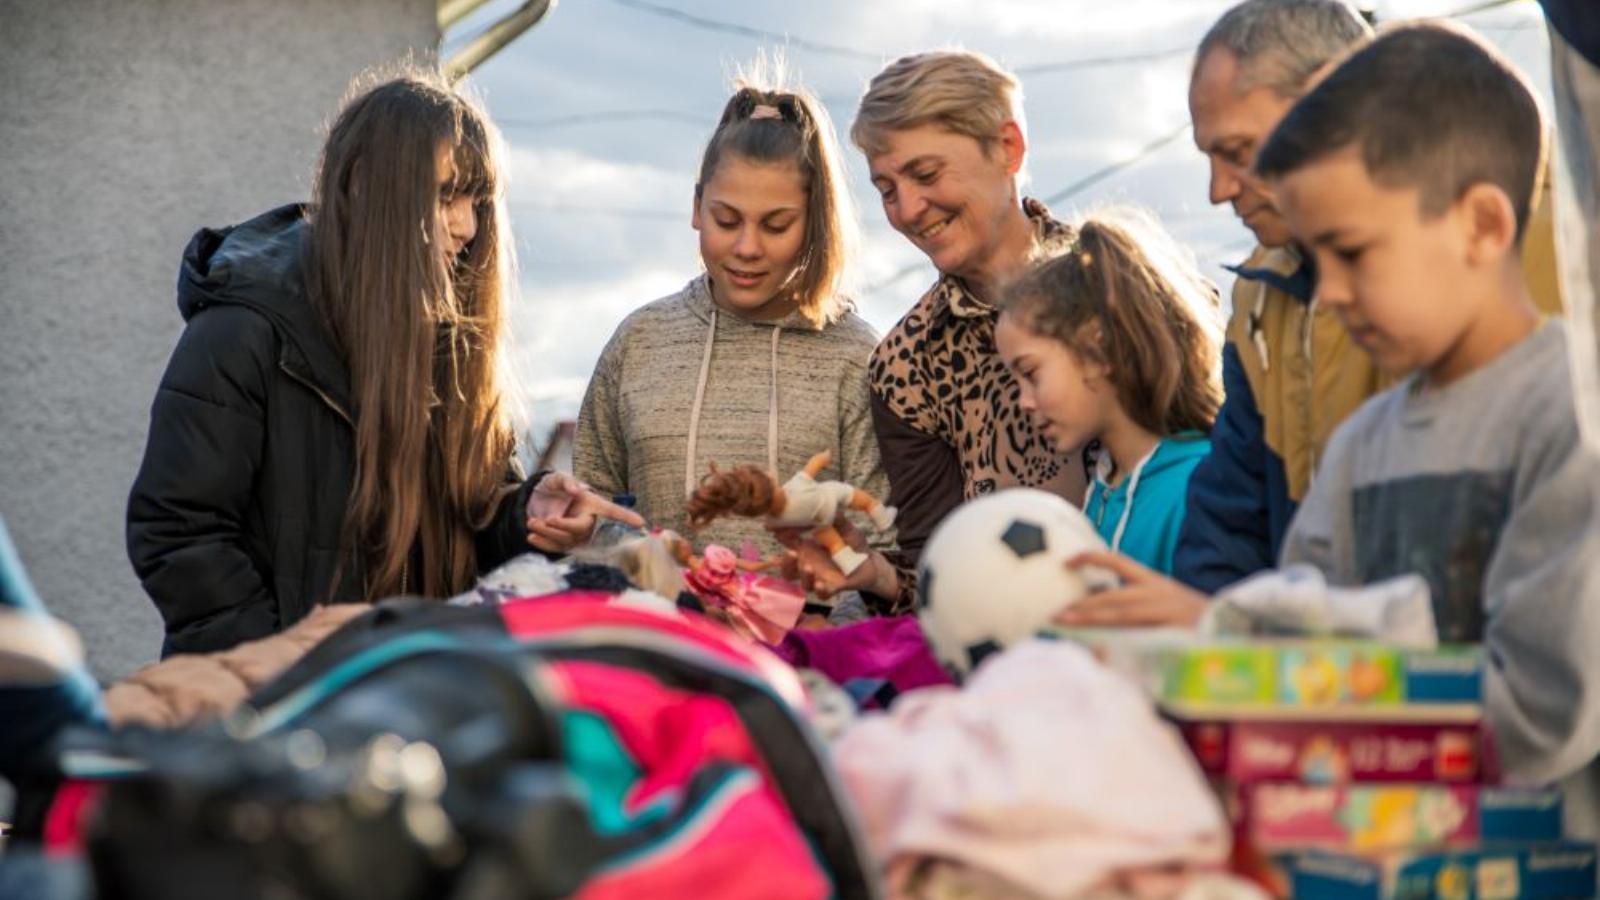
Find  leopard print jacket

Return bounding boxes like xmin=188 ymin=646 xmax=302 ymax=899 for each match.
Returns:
xmin=868 ymin=199 xmax=1089 ymax=611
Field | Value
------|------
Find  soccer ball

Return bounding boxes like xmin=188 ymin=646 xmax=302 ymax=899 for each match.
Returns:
xmin=916 ymin=488 xmax=1107 ymax=679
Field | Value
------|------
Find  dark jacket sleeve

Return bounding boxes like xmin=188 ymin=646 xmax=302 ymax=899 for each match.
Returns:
xmin=1542 ymin=0 xmax=1600 ymax=67
xmin=473 ymin=468 xmax=552 ymax=574
xmin=1172 ymin=343 xmax=1276 ymax=593
xmin=866 ymin=392 xmax=964 ymax=613
xmin=127 ymin=306 xmax=279 ymax=656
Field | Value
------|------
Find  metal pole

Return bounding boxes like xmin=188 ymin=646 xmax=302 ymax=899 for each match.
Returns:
xmin=438 ymin=0 xmax=497 ymax=30
xmin=444 ymin=0 xmax=556 ymax=82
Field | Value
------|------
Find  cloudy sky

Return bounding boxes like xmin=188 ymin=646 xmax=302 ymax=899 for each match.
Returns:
xmin=444 ymin=0 xmax=1550 ymax=450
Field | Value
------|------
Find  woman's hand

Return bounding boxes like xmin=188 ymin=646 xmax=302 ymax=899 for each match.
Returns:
xmin=1053 ymin=551 xmax=1209 ymax=628
xmin=770 ymin=515 xmax=900 ymax=600
xmin=525 ymin=473 xmax=645 ymax=554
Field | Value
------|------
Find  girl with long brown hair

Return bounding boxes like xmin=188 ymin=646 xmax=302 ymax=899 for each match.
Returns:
xmin=994 ymin=207 xmax=1225 ymax=574
xmin=574 ymin=63 xmax=891 ymax=595
xmin=128 ymin=70 xmax=638 ymax=655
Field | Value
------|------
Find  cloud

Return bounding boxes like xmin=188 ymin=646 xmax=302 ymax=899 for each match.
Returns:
xmin=501 ymin=144 xmax=698 ymax=285
xmin=849 ymin=0 xmax=1226 ymax=48
xmin=505 ymin=264 xmax=691 ymax=435
xmin=464 ymin=0 xmax=1553 ymax=445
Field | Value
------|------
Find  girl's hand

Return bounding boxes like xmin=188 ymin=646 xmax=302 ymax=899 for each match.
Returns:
xmin=1053 ymin=550 xmax=1209 ymax=628
xmin=770 ymin=516 xmax=900 ymax=600
xmin=525 ymin=473 xmax=645 ymax=554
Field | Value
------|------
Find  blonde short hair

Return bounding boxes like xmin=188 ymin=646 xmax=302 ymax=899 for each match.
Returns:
xmin=851 ymin=50 xmax=1025 ymax=157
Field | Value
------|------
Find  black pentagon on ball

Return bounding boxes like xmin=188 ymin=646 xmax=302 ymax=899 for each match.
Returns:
xmin=1000 ymin=519 xmax=1047 ymax=558
xmin=966 ymin=639 xmax=1002 ymax=671
xmin=917 ymin=569 xmax=934 ymax=610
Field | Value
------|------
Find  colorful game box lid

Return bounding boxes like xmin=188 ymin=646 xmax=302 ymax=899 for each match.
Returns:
xmin=1241 ymin=783 xmax=1563 ymax=853
xmin=1047 ymin=630 xmax=1484 ymax=716
xmin=1179 ymin=720 xmax=1494 ymax=785
xmin=1162 ymin=642 xmax=1481 ymax=709
xmin=1289 ymin=842 xmax=1598 ymax=900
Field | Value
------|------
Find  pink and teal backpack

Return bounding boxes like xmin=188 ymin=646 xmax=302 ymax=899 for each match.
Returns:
xmin=38 ymin=595 xmax=880 ymax=899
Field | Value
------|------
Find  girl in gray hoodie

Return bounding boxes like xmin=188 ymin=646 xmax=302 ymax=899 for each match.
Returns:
xmin=575 ymin=75 xmax=890 ymax=580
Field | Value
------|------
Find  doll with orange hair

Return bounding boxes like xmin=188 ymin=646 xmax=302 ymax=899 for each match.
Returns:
xmin=688 ymin=450 xmax=896 ymax=575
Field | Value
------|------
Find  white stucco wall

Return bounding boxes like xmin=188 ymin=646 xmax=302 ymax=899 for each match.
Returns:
xmin=0 ymin=0 xmax=440 ymax=680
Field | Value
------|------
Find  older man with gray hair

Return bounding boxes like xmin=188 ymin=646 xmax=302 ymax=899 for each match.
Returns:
xmin=1168 ymin=0 xmax=1378 ymax=597
xmin=1038 ymin=1 xmax=1384 ymax=626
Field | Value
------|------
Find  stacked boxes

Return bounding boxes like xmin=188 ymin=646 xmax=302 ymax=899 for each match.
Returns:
xmin=1049 ymin=631 xmax=1596 ymax=899
xmin=1292 ymin=843 xmax=1599 ymax=899
xmin=1146 ymin=641 xmax=1483 ymax=713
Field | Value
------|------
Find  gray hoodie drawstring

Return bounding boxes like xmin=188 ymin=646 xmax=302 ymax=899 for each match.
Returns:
xmin=684 ymin=306 xmax=782 ymax=498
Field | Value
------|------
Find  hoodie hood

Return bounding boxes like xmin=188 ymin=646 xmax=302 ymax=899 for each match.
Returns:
xmin=1139 ymin=433 xmax=1212 ymax=480
xmin=680 ymin=273 xmax=828 ymax=333
xmin=1088 ymin=433 xmax=1212 ymax=556
xmin=177 ymin=204 xmax=351 ymax=416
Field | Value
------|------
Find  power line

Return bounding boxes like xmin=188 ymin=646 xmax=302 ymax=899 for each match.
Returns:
xmin=597 ymin=0 xmax=1529 ymax=86
xmin=608 ymin=0 xmax=884 ymax=62
xmin=584 ymin=0 xmax=1539 ymax=304
xmin=1441 ymin=0 xmax=1527 ymax=17
xmin=499 ymin=109 xmax=707 ymax=129
xmin=516 ymin=203 xmax=683 ymax=220
xmin=1042 ymin=122 xmax=1192 ymax=207
xmin=861 ymin=121 xmax=1194 ymax=297
xmin=1015 ymin=46 xmax=1193 ymax=75
xmin=609 ymin=0 xmax=1206 ymax=75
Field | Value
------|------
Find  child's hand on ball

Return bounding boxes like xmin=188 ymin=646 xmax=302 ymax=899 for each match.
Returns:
xmin=1053 ymin=551 xmax=1209 ymax=628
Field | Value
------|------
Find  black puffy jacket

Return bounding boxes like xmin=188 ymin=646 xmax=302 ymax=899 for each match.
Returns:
xmin=127 ymin=205 xmax=539 ymax=656
xmin=1543 ymin=0 xmax=1600 ymax=67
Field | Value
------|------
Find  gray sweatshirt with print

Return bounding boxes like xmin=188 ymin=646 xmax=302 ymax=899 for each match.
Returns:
xmin=575 ymin=275 xmax=892 ymax=562
xmin=1283 ymin=321 xmax=1600 ymax=838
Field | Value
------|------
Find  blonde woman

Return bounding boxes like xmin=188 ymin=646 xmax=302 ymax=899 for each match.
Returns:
xmin=783 ymin=51 xmax=1089 ymax=610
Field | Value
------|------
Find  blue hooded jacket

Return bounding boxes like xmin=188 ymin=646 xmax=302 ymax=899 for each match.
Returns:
xmin=1083 ymin=434 xmax=1211 ymax=575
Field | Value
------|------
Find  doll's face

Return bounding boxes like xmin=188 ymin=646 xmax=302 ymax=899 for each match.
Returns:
xmin=692 ymin=153 xmax=810 ymax=320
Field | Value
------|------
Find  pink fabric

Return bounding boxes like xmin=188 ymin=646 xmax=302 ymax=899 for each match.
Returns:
xmin=503 ymin=599 xmax=832 ymax=899
xmin=683 ymin=545 xmax=805 ymax=645
xmin=43 ymin=779 xmax=102 ymax=857
xmin=495 ymin=597 xmax=808 ymax=709
xmin=551 ymin=659 xmax=773 ymax=810
xmin=774 ymin=615 xmax=954 ymax=698
xmin=575 ymin=778 xmax=830 ymax=900
xmin=834 ymin=640 xmax=1229 ymax=899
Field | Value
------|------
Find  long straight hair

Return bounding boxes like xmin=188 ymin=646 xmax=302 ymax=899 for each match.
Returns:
xmin=309 ymin=70 xmax=516 ymax=600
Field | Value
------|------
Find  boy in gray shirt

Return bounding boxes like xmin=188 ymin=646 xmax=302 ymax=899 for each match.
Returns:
xmin=1256 ymin=21 xmax=1600 ymax=837
xmin=1064 ymin=22 xmax=1600 ymax=837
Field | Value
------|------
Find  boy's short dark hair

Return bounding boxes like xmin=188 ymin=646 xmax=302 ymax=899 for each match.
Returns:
xmin=1255 ymin=21 xmax=1545 ymax=240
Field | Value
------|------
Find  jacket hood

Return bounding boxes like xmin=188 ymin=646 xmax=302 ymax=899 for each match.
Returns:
xmin=1226 ymin=244 xmax=1315 ymax=304
xmin=177 ymin=204 xmax=350 ymax=413
xmin=1143 ymin=433 xmax=1211 ymax=479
